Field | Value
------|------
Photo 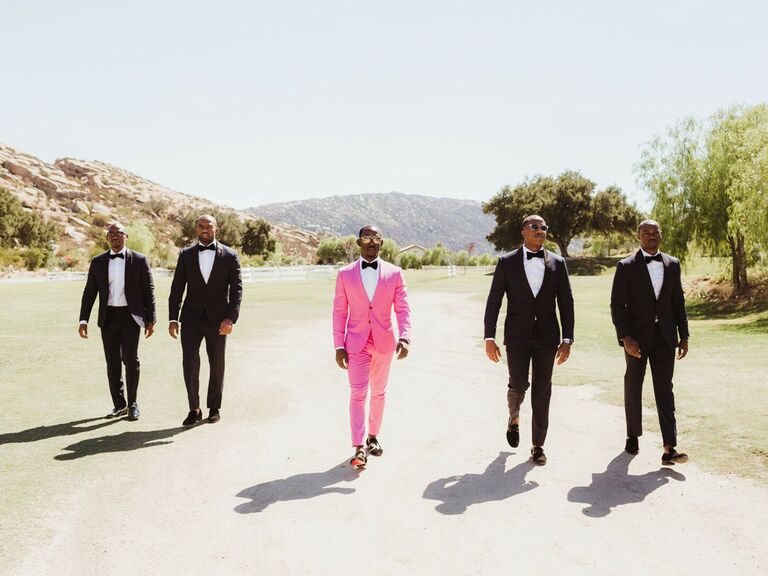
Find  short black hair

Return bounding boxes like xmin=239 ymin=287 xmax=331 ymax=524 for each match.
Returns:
xmin=637 ymin=219 xmax=660 ymax=232
xmin=197 ymin=214 xmax=218 ymax=227
xmin=521 ymin=214 xmax=545 ymax=229
xmin=358 ymin=225 xmax=379 ymax=237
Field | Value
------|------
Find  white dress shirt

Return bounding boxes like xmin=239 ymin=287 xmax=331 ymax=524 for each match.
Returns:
xmin=108 ymin=248 xmax=128 ymax=306
xmin=198 ymin=241 xmax=217 ymax=284
xmin=81 ymin=247 xmax=143 ymax=327
xmin=522 ymin=246 xmax=545 ymax=298
xmin=485 ymin=247 xmax=546 ymax=342
xmin=641 ymin=249 xmax=664 ymax=299
xmin=359 ymin=257 xmax=381 ymax=301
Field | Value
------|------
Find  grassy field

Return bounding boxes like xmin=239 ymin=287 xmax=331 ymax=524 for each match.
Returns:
xmin=1 ymin=265 xmax=766 ymax=483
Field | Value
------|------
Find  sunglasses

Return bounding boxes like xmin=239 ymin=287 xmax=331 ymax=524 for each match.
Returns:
xmin=360 ymin=235 xmax=383 ymax=245
xmin=526 ymin=224 xmax=548 ymax=232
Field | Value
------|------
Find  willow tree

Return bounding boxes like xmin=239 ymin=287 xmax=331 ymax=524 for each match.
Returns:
xmin=637 ymin=103 xmax=768 ymax=292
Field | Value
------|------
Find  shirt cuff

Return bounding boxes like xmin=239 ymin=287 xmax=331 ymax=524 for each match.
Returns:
xmin=79 ymin=320 xmax=87 ymax=325
xmin=335 ymin=346 xmax=345 ymax=351
xmin=170 ymin=320 xmax=179 ymax=324
xmin=484 ymin=337 xmax=495 ymax=341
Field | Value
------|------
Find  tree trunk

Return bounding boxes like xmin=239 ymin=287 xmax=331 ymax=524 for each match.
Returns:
xmin=728 ymin=233 xmax=749 ymax=293
xmin=556 ymin=239 xmax=569 ymax=257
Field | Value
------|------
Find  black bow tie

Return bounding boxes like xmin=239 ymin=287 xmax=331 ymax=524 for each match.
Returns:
xmin=645 ymin=254 xmax=662 ymax=263
xmin=109 ymin=253 xmax=124 ymax=259
xmin=362 ymin=260 xmax=378 ymax=270
xmin=198 ymin=244 xmax=216 ymax=252
xmin=526 ymin=250 xmax=545 ymax=260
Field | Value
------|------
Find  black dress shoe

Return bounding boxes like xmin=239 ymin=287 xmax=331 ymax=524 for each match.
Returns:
xmin=625 ymin=436 xmax=639 ymax=455
xmin=128 ymin=403 xmax=140 ymax=421
xmin=506 ymin=423 xmax=520 ymax=448
xmin=350 ymin=447 xmax=367 ymax=468
xmin=531 ymin=446 xmax=547 ymax=465
xmin=366 ymin=437 xmax=383 ymax=456
xmin=106 ymin=406 xmax=128 ymax=419
xmin=207 ymin=409 xmax=220 ymax=423
xmin=183 ymin=410 xmax=202 ymax=427
xmin=662 ymin=448 xmax=689 ymax=465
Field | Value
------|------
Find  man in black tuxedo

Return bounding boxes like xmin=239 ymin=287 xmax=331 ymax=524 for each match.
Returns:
xmin=169 ymin=214 xmax=243 ymax=426
xmin=79 ymin=223 xmax=156 ymax=420
xmin=611 ymin=219 xmax=690 ymax=465
xmin=484 ymin=215 xmax=575 ymax=465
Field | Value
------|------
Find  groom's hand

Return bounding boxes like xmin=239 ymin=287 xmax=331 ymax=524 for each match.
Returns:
xmin=485 ymin=340 xmax=501 ymax=363
xmin=621 ymin=335 xmax=642 ymax=358
xmin=335 ymin=349 xmax=348 ymax=369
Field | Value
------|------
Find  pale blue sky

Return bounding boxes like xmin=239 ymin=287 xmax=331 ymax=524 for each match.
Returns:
xmin=1 ymin=0 xmax=766 ymax=210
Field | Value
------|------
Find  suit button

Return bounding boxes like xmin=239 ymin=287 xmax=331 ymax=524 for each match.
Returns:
xmin=369 ymin=306 xmax=373 ymax=309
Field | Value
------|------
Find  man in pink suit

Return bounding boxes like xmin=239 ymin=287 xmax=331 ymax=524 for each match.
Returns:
xmin=333 ymin=226 xmax=412 ymax=467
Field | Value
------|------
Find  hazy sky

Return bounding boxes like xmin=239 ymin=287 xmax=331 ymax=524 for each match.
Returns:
xmin=2 ymin=0 xmax=766 ymax=211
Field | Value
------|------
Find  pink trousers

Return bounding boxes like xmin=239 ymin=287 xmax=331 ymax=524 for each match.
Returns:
xmin=347 ymin=334 xmax=393 ymax=446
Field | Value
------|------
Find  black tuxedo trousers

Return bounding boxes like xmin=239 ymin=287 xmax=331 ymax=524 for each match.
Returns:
xmin=181 ymin=314 xmax=227 ymax=411
xmin=100 ymin=306 xmax=141 ymax=409
xmin=624 ymin=323 xmax=677 ymax=446
xmin=505 ymin=323 xmax=557 ymax=447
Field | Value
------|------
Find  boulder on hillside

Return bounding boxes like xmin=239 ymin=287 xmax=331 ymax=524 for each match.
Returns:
xmin=73 ymin=200 xmax=91 ymax=215
xmin=92 ymin=202 xmax=111 ymax=216
xmin=2 ymin=160 xmax=35 ymax=180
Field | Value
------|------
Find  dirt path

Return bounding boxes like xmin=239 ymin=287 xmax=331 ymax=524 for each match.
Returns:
xmin=5 ymin=289 xmax=767 ymax=575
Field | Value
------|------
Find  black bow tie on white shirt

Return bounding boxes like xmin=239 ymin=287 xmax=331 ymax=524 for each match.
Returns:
xmin=645 ymin=254 xmax=662 ymax=263
xmin=109 ymin=253 xmax=124 ymax=259
xmin=526 ymin=250 xmax=545 ymax=260
xmin=198 ymin=244 xmax=216 ymax=252
xmin=362 ymin=260 xmax=378 ymax=270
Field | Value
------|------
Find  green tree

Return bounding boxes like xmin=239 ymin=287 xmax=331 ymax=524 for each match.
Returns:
xmin=125 ymin=222 xmax=156 ymax=256
xmin=0 ymin=187 xmax=57 ymax=249
xmin=242 ymin=219 xmax=276 ymax=257
xmin=590 ymin=185 xmax=644 ymax=255
xmin=637 ymin=103 xmax=768 ymax=291
xmin=398 ymin=253 xmax=423 ymax=270
xmin=316 ymin=237 xmax=345 ymax=264
xmin=380 ymin=239 xmax=399 ymax=263
xmin=483 ymin=171 xmax=595 ymax=256
xmin=176 ymin=210 xmax=245 ymax=248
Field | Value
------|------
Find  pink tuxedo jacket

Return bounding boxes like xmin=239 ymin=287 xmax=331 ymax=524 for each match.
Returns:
xmin=333 ymin=259 xmax=412 ymax=354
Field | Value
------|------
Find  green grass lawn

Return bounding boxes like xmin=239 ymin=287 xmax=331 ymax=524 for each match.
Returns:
xmin=1 ymin=265 xmax=766 ymax=488
xmin=406 ymin=266 xmax=768 ymax=482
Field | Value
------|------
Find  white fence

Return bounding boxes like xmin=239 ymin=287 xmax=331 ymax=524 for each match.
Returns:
xmin=33 ymin=265 xmax=338 ymax=284
xmin=2 ymin=264 xmax=489 ymax=284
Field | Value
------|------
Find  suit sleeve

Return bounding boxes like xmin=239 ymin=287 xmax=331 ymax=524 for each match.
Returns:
xmin=610 ymin=261 xmax=630 ymax=345
xmin=225 ymin=251 xmax=243 ymax=323
xmin=140 ymin=255 xmax=156 ymax=324
xmin=79 ymin=259 xmax=99 ymax=323
xmin=671 ymin=261 xmax=689 ymax=341
xmin=556 ymin=259 xmax=575 ymax=340
xmin=332 ymin=272 xmax=349 ymax=349
xmin=393 ymin=269 xmax=411 ymax=342
xmin=168 ymin=251 xmax=187 ymax=322
xmin=483 ymin=259 xmax=506 ymax=340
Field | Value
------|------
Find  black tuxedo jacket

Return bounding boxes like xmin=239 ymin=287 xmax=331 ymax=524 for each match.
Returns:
xmin=484 ymin=248 xmax=575 ymax=347
xmin=168 ymin=243 xmax=243 ymax=326
xmin=610 ymin=250 xmax=689 ymax=350
xmin=79 ymin=250 xmax=156 ymax=327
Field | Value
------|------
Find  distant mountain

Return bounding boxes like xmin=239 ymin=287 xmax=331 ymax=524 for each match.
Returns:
xmin=248 ymin=192 xmax=496 ymax=253
xmin=0 ymin=142 xmax=319 ymax=259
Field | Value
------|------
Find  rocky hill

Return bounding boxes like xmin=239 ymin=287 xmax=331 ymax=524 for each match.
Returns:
xmin=0 ymin=143 xmax=319 ymax=260
xmin=248 ymin=192 xmax=496 ymax=252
